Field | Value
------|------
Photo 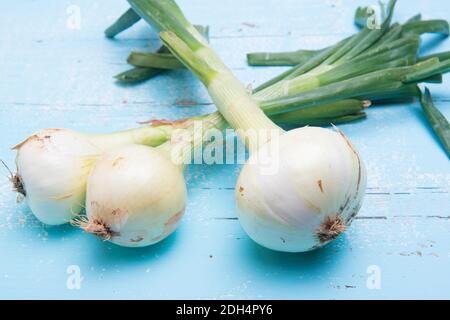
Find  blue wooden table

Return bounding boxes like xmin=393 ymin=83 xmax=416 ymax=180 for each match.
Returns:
xmin=0 ymin=0 xmax=449 ymax=299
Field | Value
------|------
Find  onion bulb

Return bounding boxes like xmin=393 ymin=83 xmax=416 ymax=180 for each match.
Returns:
xmin=236 ymin=127 xmax=366 ymax=252
xmin=77 ymin=144 xmax=186 ymax=247
xmin=14 ymin=129 xmax=103 ymax=225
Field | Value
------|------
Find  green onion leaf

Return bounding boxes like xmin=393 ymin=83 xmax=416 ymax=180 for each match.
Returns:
xmin=105 ymin=8 xmax=141 ymax=38
xmin=420 ymin=88 xmax=450 ymax=157
xmin=402 ymin=20 xmax=450 ymax=36
xmin=114 ymin=67 xmax=164 ymax=83
xmin=127 ymin=52 xmax=185 ymax=69
xmin=247 ymin=50 xmax=319 ymax=67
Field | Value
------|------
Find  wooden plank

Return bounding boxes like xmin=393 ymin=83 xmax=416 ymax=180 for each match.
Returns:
xmin=0 ymin=184 xmax=449 ymax=299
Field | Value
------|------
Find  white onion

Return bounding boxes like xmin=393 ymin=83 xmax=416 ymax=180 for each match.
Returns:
xmin=236 ymin=127 xmax=366 ymax=252
xmin=14 ymin=129 xmax=103 ymax=225
xmin=79 ymin=144 xmax=186 ymax=247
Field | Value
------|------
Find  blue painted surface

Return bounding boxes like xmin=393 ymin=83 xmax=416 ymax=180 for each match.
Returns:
xmin=0 ymin=0 xmax=449 ymax=299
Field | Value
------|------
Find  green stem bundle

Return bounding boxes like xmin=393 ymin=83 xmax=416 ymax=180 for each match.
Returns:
xmin=106 ymin=0 xmax=450 ymax=143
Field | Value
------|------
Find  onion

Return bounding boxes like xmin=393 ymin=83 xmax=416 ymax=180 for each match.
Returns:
xmin=236 ymin=127 xmax=366 ymax=252
xmin=77 ymin=144 xmax=186 ymax=247
xmin=14 ymin=129 xmax=103 ymax=225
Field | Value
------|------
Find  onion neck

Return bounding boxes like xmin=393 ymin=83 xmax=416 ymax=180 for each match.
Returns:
xmin=157 ymin=111 xmax=227 ymax=168
xmin=160 ymin=31 xmax=283 ymax=153
xmin=207 ymin=72 xmax=283 ymax=153
xmin=89 ymin=125 xmax=173 ymax=150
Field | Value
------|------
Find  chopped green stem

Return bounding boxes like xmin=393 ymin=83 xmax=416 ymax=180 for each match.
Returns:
xmin=358 ymin=84 xmax=420 ymax=101
xmin=114 ymin=25 xmax=209 ymax=83
xmin=248 ymin=17 xmax=444 ymax=69
xmin=251 ymin=44 xmax=340 ymax=93
xmin=422 ymin=74 xmax=443 ymax=84
xmin=420 ymin=51 xmax=450 ymax=62
xmin=260 ymin=79 xmax=404 ymax=116
xmin=323 ymin=113 xmax=367 ymax=126
xmin=247 ymin=50 xmax=320 ymax=67
xmin=271 ymin=99 xmax=365 ymax=124
xmin=354 ymin=35 xmax=419 ymax=62
xmin=259 ymin=59 xmax=439 ymax=115
xmin=254 ymin=37 xmax=419 ymax=101
xmin=127 ymin=51 xmax=185 ymax=69
xmin=420 ymin=88 xmax=450 ymax=157
xmin=114 ymin=67 xmax=164 ymax=83
xmin=375 ymin=23 xmax=402 ymax=46
xmin=402 ymin=20 xmax=450 ymax=36
xmin=105 ymin=8 xmax=141 ymax=38
xmin=404 ymin=59 xmax=450 ymax=83
xmin=329 ymin=0 xmax=395 ymax=64
xmin=252 ymin=1 xmax=397 ymax=100
xmin=258 ymin=52 xmax=445 ymax=110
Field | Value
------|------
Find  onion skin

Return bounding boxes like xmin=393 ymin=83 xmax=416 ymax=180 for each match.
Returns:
xmin=14 ymin=129 xmax=102 ymax=225
xmin=236 ymin=127 xmax=367 ymax=253
xmin=82 ymin=144 xmax=186 ymax=247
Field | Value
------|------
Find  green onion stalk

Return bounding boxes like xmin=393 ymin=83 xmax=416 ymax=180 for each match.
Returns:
xmin=111 ymin=1 xmax=450 ymax=111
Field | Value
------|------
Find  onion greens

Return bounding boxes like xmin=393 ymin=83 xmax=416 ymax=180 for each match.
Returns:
xmin=105 ymin=8 xmax=141 ymax=38
xmin=114 ymin=25 xmax=209 ymax=83
xmin=420 ymin=88 xmax=450 ymax=157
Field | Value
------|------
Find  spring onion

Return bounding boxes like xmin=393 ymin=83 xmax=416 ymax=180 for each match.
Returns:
xmin=127 ymin=51 xmax=185 ymax=69
xmin=247 ymin=49 xmax=319 ymax=67
xmin=105 ymin=8 xmax=141 ymax=38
